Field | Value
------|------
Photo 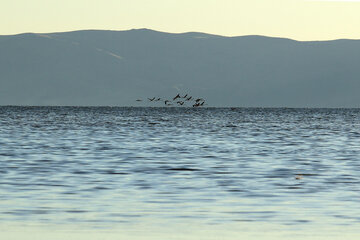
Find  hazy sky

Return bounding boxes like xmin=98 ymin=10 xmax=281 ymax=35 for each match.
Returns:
xmin=1 ymin=0 xmax=360 ymax=40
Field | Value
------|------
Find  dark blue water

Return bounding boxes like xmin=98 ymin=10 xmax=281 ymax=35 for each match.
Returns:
xmin=1 ymin=107 xmax=360 ymax=239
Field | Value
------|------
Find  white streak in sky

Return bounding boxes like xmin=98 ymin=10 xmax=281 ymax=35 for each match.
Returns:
xmin=105 ymin=51 xmax=124 ymax=60
xmin=96 ymin=48 xmax=124 ymax=60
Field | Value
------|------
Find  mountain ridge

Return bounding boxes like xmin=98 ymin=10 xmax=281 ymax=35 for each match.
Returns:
xmin=1 ymin=29 xmax=360 ymax=107
xmin=2 ymin=28 xmax=360 ymax=42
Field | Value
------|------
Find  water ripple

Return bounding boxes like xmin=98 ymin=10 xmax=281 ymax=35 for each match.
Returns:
xmin=1 ymin=107 xmax=360 ymax=233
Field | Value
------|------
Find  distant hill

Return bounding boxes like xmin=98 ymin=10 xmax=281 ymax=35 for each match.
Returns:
xmin=1 ymin=29 xmax=360 ymax=107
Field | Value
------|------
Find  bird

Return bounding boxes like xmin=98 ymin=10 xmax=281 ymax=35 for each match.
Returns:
xmin=173 ymin=94 xmax=181 ymax=100
xmin=135 ymin=94 xmax=207 ymax=107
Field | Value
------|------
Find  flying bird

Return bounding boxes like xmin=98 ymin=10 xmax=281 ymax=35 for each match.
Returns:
xmin=173 ymin=94 xmax=181 ymax=100
xmin=135 ymin=94 xmax=206 ymax=107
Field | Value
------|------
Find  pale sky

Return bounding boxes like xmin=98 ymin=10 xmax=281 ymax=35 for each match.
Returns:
xmin=1 ymin=0 xmax=360 ymax=40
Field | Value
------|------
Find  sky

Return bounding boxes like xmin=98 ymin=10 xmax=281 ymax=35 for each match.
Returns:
xmin=1 ymin=0 xmax=360 ymax=40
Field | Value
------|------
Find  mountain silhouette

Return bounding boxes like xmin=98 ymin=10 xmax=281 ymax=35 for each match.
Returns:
xmin=1 ymin=28 xmax=360 ymax=107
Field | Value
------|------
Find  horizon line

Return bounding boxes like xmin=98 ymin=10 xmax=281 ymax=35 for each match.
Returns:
xmin=1 ymin=105 xmax=360 ymax=109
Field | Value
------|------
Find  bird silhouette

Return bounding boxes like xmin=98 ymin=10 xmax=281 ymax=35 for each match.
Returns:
xmin=173 ymin=94 xmax=181 ymax=100
xmin=137 ymin=94 xmax=207 ymax=107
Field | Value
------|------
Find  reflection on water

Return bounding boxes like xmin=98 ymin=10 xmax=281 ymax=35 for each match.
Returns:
xmin=1 ymin=107 xmax=360 ymax=239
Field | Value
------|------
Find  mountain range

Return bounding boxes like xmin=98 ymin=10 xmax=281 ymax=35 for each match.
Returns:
xmin=1 ymin=28 xmax=360 ymax=107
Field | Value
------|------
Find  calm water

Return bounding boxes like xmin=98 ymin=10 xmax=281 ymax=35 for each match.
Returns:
xmin=1 ymin=107 xmax=360 ymax=239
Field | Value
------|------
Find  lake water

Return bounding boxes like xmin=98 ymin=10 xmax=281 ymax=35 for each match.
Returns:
xmin=1 ymin=106 xmax=360 ymax=239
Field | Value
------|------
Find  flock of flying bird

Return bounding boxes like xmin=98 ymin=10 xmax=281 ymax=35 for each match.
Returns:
xmin=136 ymin=93 xmax=206 ymax=107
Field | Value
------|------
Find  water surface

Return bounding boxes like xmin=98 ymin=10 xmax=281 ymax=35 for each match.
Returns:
xmin=1 ymin=107 xmax=360 ymax=239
